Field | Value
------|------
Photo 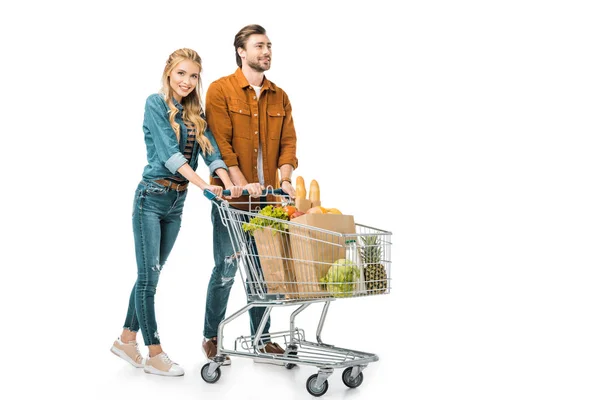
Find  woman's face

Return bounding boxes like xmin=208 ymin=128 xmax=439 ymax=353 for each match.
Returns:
xmin=169 ymin=59 xmax=200 ymax=102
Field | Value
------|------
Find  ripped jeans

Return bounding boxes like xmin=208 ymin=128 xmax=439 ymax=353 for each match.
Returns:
xmin=203 ymin=202 xmax=271 ymax=339
xmin=123 ymin=180 xmax=187 ymax=346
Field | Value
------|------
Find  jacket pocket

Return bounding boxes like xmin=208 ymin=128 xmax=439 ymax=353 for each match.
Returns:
xmin=267 ymin=103 xmax=286 ymax=140
xmin=228 ymin=99 xmax=251 ymax=139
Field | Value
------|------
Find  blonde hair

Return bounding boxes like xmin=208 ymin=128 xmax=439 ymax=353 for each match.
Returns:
xmin=160 ymin=48 xmax=213 ymax=155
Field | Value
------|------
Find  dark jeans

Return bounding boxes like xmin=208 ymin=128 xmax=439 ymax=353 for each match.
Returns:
xmin=203 ymin=202 xmax=271 ymax=340
xmin=123 ymin=180 xmax=187 ymax=345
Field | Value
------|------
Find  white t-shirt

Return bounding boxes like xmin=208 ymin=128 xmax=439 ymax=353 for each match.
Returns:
xmin=251 ymin=85 xmax=264 ymax=186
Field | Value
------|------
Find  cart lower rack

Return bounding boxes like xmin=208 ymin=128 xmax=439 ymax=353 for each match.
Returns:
xmin=201 ymin=189 xmax=392 ymax=396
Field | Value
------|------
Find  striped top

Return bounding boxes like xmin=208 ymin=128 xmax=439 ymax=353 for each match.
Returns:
xmin=167 ymin=122 xmax=196 ymax=183
xmin=183 ymin=122 xmax=196 ymax=162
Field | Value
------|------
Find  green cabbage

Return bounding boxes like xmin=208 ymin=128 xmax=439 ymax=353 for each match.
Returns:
xmin=320 ymin=259 xmax=359 ymax=298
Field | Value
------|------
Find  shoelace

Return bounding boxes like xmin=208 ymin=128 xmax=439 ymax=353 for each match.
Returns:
xmin=159 ymin=352 xmax=176 ymax=365
xmin=123 ymin=339 xmax=143 ymax=362
xmin=133 ymin=342 xmax=143 ymax=361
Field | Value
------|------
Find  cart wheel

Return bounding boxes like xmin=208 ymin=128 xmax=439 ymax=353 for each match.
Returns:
xmin=342 ymin=367 xmax=364 ymax=388
xmin=201 ymin=363 xmax=221 ymax=383
xmin=285 ymin=350 xmax=298 ymax=369
xmin=306 ymin=373 xmax=329 ymax=397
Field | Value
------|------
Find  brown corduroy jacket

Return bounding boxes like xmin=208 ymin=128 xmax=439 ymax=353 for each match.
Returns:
xmin=206 ymin=68 xmax=298 ymax=201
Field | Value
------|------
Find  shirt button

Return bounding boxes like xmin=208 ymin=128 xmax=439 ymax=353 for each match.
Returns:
xmin=239 ymin=110 xmax=243 ymax=113
xmin=253 ymin=96 xmax=256 ymax=100
xmin=254 ymin=131 xmax=258 ymax=134
xmin=254 ymin=148 xmax=257 ymax=152
xmin=277 ymin=113 xmax=280 ymax=116
xmin=254 ymin=113 xmax=258 ymax=117
xmin=254 ymin=166 xmax=257 ymax=169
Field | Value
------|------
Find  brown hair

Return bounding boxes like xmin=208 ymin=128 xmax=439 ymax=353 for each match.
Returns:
xmin=234 ymin=24 xmax=267 ymax=67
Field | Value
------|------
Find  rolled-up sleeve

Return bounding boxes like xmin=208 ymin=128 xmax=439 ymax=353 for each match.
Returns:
xmin=165 ymin=153 xmax=188 ymax=174
xmin=207 ymin=159 xmax=227 ymax=177
xmin=144 ymin=94 xmax=187 ymax=174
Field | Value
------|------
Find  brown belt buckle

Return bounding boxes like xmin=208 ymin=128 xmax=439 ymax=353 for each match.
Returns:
xmin=172 ymin=181 xmax=186 ymax=191
xmin=157 ymin=179 xmax=186 ymax=192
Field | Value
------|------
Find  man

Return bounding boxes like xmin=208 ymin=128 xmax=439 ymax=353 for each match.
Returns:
xmin=202 ymin=24 xmax=298 ymax=365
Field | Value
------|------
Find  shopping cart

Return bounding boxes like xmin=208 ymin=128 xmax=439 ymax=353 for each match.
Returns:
xmin=201 ymin=188 xmax=392 ymax=397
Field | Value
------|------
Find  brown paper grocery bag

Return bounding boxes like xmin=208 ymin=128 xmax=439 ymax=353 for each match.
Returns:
xmin=253 ymin=228 xmax=297 ymax=298
xmin=287 ymin=214 xmax=356 ymax=298
xmin=294 ymin=198 xmax=312 ymax=213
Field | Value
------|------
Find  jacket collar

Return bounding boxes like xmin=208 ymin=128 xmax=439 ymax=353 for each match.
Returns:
xmin=234 ymin=67 xmax=275 ymax=92
xmin=172 ymin=97 xmax=184 ymax=112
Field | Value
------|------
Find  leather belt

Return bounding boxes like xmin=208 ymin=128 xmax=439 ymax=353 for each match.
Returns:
xmin=154 ymin=179 xmax=189 ymax=192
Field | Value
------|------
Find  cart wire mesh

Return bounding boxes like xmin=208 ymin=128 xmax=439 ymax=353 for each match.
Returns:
xmin=215 ymin=200 xmax=392 ymax=302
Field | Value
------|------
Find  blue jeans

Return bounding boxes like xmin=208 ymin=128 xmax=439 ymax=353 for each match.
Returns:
xmin=203 ymin=202 xmax=271 ymax=340
xmin=123 ymin=180 xmax=187 ymax=346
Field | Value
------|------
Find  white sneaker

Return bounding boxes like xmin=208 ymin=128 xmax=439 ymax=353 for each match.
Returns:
xmin=110 ymin=337 xmax=144 ymax=368
xmin=144 ymin=352 xmax=184 ymax=376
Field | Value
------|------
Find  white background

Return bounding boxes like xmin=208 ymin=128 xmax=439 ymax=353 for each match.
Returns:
xmin=1 ymin=0 xmax=599 ymax=399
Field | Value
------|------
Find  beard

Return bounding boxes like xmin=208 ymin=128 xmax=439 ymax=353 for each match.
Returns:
xmin=247 ymin=57 xmax=271 ymax=72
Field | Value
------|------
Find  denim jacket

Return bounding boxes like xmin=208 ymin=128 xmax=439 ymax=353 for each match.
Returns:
xmin=141 ymin=93 xmax=227 ymax=182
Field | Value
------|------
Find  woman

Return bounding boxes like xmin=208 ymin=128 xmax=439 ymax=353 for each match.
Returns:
xmin=110 ymin=48 xmax=255 ymax=376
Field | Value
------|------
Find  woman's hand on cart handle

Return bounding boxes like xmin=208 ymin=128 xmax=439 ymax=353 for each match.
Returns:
xmin=204 ymin=185 xmax=223 ymax=198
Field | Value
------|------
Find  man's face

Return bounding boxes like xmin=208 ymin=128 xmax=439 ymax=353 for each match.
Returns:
xmin=240 ymin=34 xmax=272 ymax=72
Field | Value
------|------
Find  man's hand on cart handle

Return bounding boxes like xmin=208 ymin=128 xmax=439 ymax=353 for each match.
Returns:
xmin=243 ymin=183 xmax=264 ymax=197
xmin=280 ymin=180 xmax=296 ymax=199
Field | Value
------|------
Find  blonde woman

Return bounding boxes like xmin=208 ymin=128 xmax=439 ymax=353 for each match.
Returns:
xmin=110 ymin=48 xmax=253 ymax=376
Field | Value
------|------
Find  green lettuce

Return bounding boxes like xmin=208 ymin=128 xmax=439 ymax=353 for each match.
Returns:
xmin=242 ymin=205 xmax=289 ymax=235
xmin=320 ymin=259 xmax=359 ymax=298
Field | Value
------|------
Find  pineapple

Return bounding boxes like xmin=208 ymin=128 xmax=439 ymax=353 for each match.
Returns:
xmin=360 ymin=235 xmax=388 ymax=294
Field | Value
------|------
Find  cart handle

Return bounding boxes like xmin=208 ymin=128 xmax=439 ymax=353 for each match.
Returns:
xmin=203 ymin=188 xmax=287 ymax=200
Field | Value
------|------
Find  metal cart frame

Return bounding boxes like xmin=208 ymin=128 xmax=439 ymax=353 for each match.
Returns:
xmin=201 ymin=189 xmax=392 ymax=397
